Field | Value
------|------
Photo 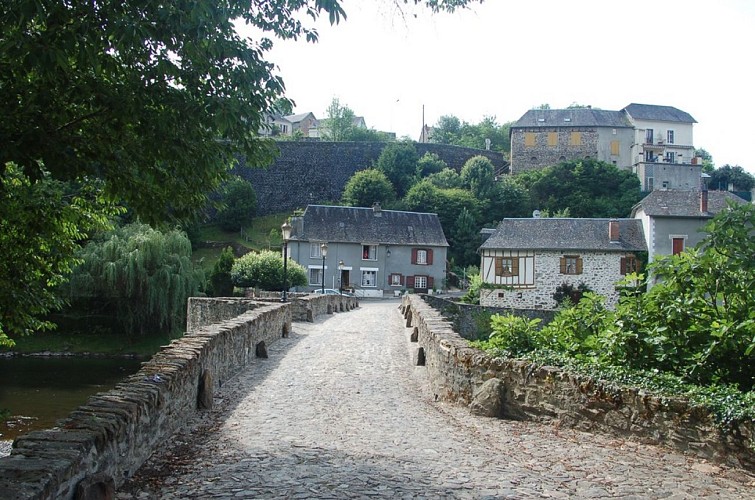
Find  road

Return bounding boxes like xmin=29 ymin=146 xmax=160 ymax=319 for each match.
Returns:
xmin=117 ymin=300 xmax=754 ymax=499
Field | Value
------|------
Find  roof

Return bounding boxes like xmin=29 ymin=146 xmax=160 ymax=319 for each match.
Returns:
xmin=284 ymin=112 xmax=316 ymax=124
xmin=480 ymin=218 xmax=646 ymax=252
xmin=512 ymin=108 xmax=632 ymax=129
xmin=631 ymin=190 xmax=747 ymax=218
xmin=622 ymin=104 xmax=697 ymax=123
xmin=293 ymin=205 xmax=449 ymax=247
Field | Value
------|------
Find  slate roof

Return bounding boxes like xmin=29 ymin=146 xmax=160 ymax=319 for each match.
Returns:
xmin=631 ymin=190 xmax=747 ymax=218
xmin=622 ymin=104 xmax=696 ymax=123
xmin=284 ymin=112 xmax=316 ymax=124
xmin=512 ymin=108 xmax=632 ymax=129
xmin=480 ymin=218 xmax=646 ymax=252
xmin=293 ymin=205 xmax=449 ymax=247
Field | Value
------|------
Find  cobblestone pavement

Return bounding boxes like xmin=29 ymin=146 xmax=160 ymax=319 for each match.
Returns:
xmin=118 ymin=300 xmax=754 ymax=499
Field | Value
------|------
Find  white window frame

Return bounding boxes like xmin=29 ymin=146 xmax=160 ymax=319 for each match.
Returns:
xmin=414 ymin=276 xmax=428 ymax=289
xmin=362 ymin=244 xmax=378 ymax=261
xmin=390 ymin=274 xmax=402 ymax=286
xmin=416 ymin=249 xmax=428 ymax=265
xmin=310 ymin=243 xmax=322 ymax=258
xmin=667 ymin=130 xmax=674 ymax=144
xmin=309 ymin=267 xmax=323 ymax=286
xmin=361 ymin=267 xmax=378 ymax=287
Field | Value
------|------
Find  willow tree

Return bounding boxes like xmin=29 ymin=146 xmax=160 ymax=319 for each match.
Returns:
xmin=64 ymin=223 xmax=204 ymax=335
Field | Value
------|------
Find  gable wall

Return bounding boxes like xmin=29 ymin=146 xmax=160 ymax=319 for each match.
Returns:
xmin=480 ymin=249 xmax=629 ymax=309
xmin=510 ymin=127 xmax=599 ymax=173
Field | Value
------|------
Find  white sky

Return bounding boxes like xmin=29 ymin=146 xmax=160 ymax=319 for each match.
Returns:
xmin=246 ymin=0 xmax=755 ymax=173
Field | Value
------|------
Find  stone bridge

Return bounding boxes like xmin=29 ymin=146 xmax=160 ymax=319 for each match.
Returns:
xmin=1 ymin=295 xmax=753 ymax=499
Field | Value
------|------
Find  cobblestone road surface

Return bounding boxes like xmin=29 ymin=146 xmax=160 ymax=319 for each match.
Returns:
xmin=118 ymin=300 xmax=754 ymax=499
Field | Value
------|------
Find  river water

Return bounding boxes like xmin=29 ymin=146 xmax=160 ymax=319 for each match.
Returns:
xmin=0 ymin=356 xmax=144 ymax=443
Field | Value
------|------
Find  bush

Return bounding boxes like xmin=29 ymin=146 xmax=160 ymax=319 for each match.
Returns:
xmin=230 ymin=250 xmax=307 ymax=291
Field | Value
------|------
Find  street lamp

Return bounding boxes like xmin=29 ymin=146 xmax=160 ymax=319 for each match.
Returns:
xmin=320 ymin=242 xmax=328 ymax=295
xmin=338 ymin=260 xmax=344 ymax=294
xmin=281 ymin=221 xmax=292 ymax=302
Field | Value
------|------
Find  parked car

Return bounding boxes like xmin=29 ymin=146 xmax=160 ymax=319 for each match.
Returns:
xmin=313 ymin=288 xmax=354 ymax=297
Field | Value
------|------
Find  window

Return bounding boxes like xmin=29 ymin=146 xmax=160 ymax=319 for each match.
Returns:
xmin=645 ymin=128 xmax=654 ymax=144
xmin=667 ymin=130 xmax=675 ymax=144
xmin=524 ymin=133 xmax=536 ymax=147
xmin=621 ymin=255 xmax=639 ymax=275
xmin=310 ymin=243 xmax=322 ymax=258
xmin=361 ymin=269 xmax=377 ymax=287
xmin=672 ymin=237 xmax=685 ymax=255
xmin=547 ymin=132 xmax=558 ymax=147
xmin=362 ymin=245 xmax=377 ymax=261
xmin=560 ymin=255 xmax=583 ymax=275
xmin=309 ymin=268 xmax=323 ymax=285
xmin=665 ymin=152 xmax=676 ymax=163
xmin=569 ymin=132 xmax=581 ymax=146
xmin=390 ymin=274 xmax=403 ymax=286
xmin=414 ymin=276 xmax=427 ymax=289
xmin=411 ymin=248 xmax=433 ymax=265
xmin=610 ymin=140 xmax=620 ymax=156
xmin=494 ymin=257 xmax=519 ymax=277
xmin=647 ymin=177 xmax=654 ymax=191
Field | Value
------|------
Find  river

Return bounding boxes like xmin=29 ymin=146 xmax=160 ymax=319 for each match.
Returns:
xmin=0 ymin=356 xmax=144 ymax=445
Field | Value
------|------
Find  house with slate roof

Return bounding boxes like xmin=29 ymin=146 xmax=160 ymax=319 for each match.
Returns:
xmin=631 ymin=189 xmax=747 ymax=264
xmin=287 ymin=204 xmax=449 ymax=298
xmin=478 ymin=218 xmax=646 ymax=310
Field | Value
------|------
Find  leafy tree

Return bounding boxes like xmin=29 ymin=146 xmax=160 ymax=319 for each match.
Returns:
xmin=346 ymin=127 xmax=393 ymax=142
xmin=695 ymin=148 xmax=715 ymax=173
xmin=403 ymin=179 xmax=481 ymax=230
xmin=707 ymin=165 xmax=754 ymax=192
xmin=431 ymin=116 xmax=462 ymax=145
xmin=208 ymin=246 xmax=236 ymax=297
xmin=322 ymin=97 xmax=357 ymax=141
xmin=375 ymin=141 xmax=419 ymax=197
xmin=0 ymin=168 xmax=119 ymax=345
xmin=527 ymin=159 xmax=642 ymax=218
xmin=482 ymin=178 xmax=532 ymax=224
xmin=231 ymin=250 xmax=307 ymax=291
xmin=430 ymin=115 xmax=511 ymax=153
xmin=450 ymin=207 xmax=480 ymax=267
xmin=427 ymin=168 xmax=464 ymax=189
xmin=216 ymin=178 xmax=257 ymax=232
xmin=460 ymin=155 xmax=496 ymax=199
xmin=1 ymin=0 xmax=480 ymax=339
xmin=341 ymin=169 xmax=396 ymax=207
xmin=416 ymin=152 xmax=448 ymax=178
xmin=64 ymin=223 xmax=203 ymax=335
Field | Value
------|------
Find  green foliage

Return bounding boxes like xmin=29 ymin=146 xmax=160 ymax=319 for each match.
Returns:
xmin=460 ymin=155 xmax=496 ymax=199
xmin=459 ymin=274 xmax=484 ymax=304
xmin=695 ymin=148 xmax=715 ymax=173
xmin=426 ymin=168 xmax=463 ymax=189
xmin=552 ymin=282 xmax=592 ymax=306
xmin=375 ymin=141 xmax=419 ymax=197
xmin=523 ymin=159 xmax=642 ymax=218
xmin=231 ymin=250 xmax=307 ymax=291
xmin=341 ymin=169 xmax=396 ymax=207
xmin=431 ymin=115 xmax=511 ymax=153
xmin=322 ymin=97 xmax=357 ymax=141
xmin=0 ymin=167 xmax=119 ymax=345
xmin=416 ymin=152 xmax=448 ymax=178
xmin=473 ymin=314 xmax=541 ymax=357
xmin=403 ymin=180 xmax=481 ymax=231
xmin=216 ymin=178 xmax=257 ymax=231
xmin=64 ymin=223 xmax=203 ymax=335
xmin=482 ymin=178 xmax=532 ymax=224
xmin=707 ymin=164 xmax=755 ymax=192
xmin=450 ymin=208 xmax=480 ymax=267
xmin=207 ymin=247 xmax=235 ymax=297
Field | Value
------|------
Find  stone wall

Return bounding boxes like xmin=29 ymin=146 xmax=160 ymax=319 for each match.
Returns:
xmin=511 ymin=128 xmax=598 ymax=173
xmin=247 ymin=292 xmax=359 ymax=322
xmin=0 ymin=297 xmax=351 ymax=499
xmin=235 ymin=141 xmax=507 ymax=215
xmin=420 ymin=295 xmax=555 ymax=341
xmin=401 ymin=294 xmax=754 ymax=470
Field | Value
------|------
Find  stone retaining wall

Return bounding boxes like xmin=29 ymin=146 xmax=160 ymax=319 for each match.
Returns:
xmin=245 ymin=291 xmax=359 ymax=322
xmin=401 ymin=294 xmax=754 ymax=470
xmin=0 ymin=298 xmax=326 ymax=499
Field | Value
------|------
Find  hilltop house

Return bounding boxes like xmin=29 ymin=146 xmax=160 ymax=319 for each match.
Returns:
xmin=631 ymin=189 xmax=747 ymax=264
xmin=478 ymin=218 xmax=646 ymax=310
xmin=287 ymin=204 xmax=449 ymax=298
xmin=510 ymin=103 xmax=702 ymax=192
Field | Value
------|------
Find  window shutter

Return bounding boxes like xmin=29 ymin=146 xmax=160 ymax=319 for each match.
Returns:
xmin=511 ymin=257 xmax=519 ymax=276
xmin=411 ymin=248 xmax=418 ymax=264
xmin=559 ymin=257 xmax=566 ymax=274
xmin=576 ymin=257 xmax=583 ymax=275
xmin=427 ymin=249 xmax=433 ymax=265
xmin=620 ymin=257 xmax=627 ymax=275
xmin=495 ymin=257 xmax=503 ymax=276
xmin=407 ymin=276 xmax=415 ymax=288
xmin=427 ymin=277 xmax=434 ymax=289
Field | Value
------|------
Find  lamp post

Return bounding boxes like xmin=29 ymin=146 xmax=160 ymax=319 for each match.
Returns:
xmin=281 ymin=221 xmax=292 ymax=302
xmin=320 ymin=242 xmax=328 ymax=294
xmin=338 ymin=260 xmax=344 ymax=294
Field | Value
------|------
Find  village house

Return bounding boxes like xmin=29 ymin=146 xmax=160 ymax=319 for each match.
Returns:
xmin=286 ymin=204 xmax=448 ymax=298
xmin=478 ymin=218 xmax=646 ymax=310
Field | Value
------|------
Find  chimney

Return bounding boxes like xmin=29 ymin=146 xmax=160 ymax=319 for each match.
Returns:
xmin=700 ymin=188 xmax=709 ymax=214
xmin=372 ymin=202 xmax=382 ymax=216
xmin=609 ymin=220 xmax=620 ymax=242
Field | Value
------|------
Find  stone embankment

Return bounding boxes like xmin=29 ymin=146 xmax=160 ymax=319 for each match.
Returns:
xmin=0 ymin=294 xmax=355 ymax=499
xmin=402 ymin=294 xmax=754 ymax=470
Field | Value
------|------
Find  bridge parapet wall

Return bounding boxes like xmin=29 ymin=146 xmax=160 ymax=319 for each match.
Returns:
xmin=0 ymin=300 xmax=302 ymax=499
xmin=401 ymin=294 xmax=754 ymax=470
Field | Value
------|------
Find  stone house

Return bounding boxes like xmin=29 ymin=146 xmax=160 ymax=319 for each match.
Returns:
xmin=631 ymin=189 xmax=747 ymax=264
xmin=283 ymin=112 xmax=318 ymax=136
xmin=478 ymin=218 xmax=646 ymax=310
xmin=287 ymin=204 xmax=449 ymax=298
xmin=510 ymin=103 xmax=702 ymax=192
